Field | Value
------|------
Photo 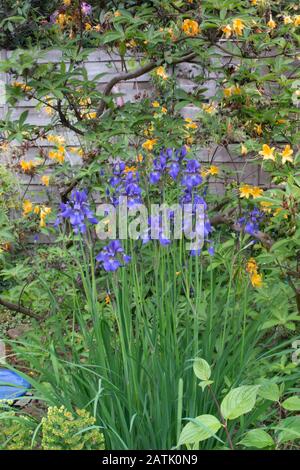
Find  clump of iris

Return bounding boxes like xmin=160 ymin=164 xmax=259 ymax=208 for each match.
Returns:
xmin=148 ymin=147 xmax=214 ymax=255
xmin=149 ymin=147 xmax=186 ymax=184
xmin=238 ymin=207 xmax=264 ymax=236
xmin=56 ymin=190 xmax=98 ymax=234
xmin=96 ymin=240 xmax=131 ymax=272
xmin=108 ymin=161 xmax=143 ymax=209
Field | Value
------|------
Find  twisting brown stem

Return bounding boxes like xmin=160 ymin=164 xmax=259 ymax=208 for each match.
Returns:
xmin=208 ymin=385 xmax=234 ymax=450
xmin=96 ymin=51 xmax=196 ymax=116
xmin=0 ymin=297 xmax=41 ymax=320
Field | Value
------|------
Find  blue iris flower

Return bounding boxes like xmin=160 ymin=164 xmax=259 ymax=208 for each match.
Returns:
xmin=57 ymin=190 xmax=98 ymax=234
xmin=96 ymin=240 xmax=131 ymax=272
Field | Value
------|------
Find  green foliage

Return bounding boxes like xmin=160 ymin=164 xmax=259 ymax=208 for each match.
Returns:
xmin=0 ymin=0 xmax=300 ymax=452
xmin=178 ymin=415 xmax=222 ymax=447
xmin=220 ymin=385 xmax=260 ymax=421
xmin=0 ymin=405 xmax=105 ymax=450
xmin=0 ymin=410 xmax=35 ymax=450
xmin=238 ymin=429 xmax=275 ymax=449
xmin=178 ymin=357 xmax=300 ymax=450
xmin=41 ymin=406 xmax=105 ymax=450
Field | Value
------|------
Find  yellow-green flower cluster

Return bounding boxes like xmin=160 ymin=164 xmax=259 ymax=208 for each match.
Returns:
xmin=41 ymin=406 xmax=105 ymax=450
xmin=0 ymin=411 xmax=34 ymax=450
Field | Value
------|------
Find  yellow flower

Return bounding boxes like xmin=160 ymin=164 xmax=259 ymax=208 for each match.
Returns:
xmin=232 ymin=19 xmax=245 ymax=36
xmin=186 ymin=136 xmax=194 ymax=145
xmin=284 ymin=16 xmax=293 ymax=25
xmin=294 ymin=15 xmax=300 ymax=27
xmin=259 ymin=144 xmax=275 ymax=161
xmin=144 ymin=123 xmax=154 ymax=136
xmin=47 ymin=134 xmax=65 ymax=146
xmin=239 ymin=184 xmax=263 ymax=199
xmin=114 ymin=10 xmax=121 ymax=17
xmin=142 ymin=139 xmax=157 ymax=151
xmin=56 ymin=152 xmax=65 ymax=164
xmin=45 ymin=106 xmax=54 ymax=116
xmin=273 ymin=207 xmax=288 ymax=219
xmin=105 ymin=295 xmax=111 ymax=305
xmin=246 ymin=258 xmax=263 ymax=288
xmin=241 ymin=144 xmax=248 ymax=156
xmin=40 ymin=206 xmax=51 ymax=228
xmin=20 ymin=160 xmax=36 ymax=173
xmin=184 ymin=118 xmax=197 ymax=129
xmin=155 ymin=66 xmax=168 ymax=80
xmin=56 ymin=13 xmax=67 ymax=27
xmin=208 ymin=165 xmax=219 ymax=176
xmin=93 ymin=24 xmax=101 ymax=32
xmin=49 ymin=149 xmax=65 ymax=164
xmin=124 ymin=165 xmax=136 ymax=174
xmin=84 ymin=112 xmax=97 ymax=119
xmin=267 ymin=18 xmax=276 ymax=29
xmin=85 ymin=23 xmax=92 ymax=31
xmin=79 ymin=97 xmax=91 ymax=106
xmin=41 ymin=175 xmax=50 ymax=186
xmin=273 ymin=207 xmax=281 ymax=217
xmin=281 ymin=144 xmax=293 ymax=164
xmin=250 ymin=272 xmax=263 ymax=288
xmin=202 ymin=102 xmax=217 ymax=114
xmin=224 ymin=87 xmax=232 ymax=98
xmin=126 ymin=39 xmax=137 ymax=48
xmin=246 ymin=258 xmax=258 ymax=275
xmin=63 ymin=0 xmax=71 ymax=5
xmin=161 ymin=106 xmax=167 ymax=114
xmin=239 ymin=184 xmax=253 ymax=199
xmin=152 ymin=101 xmax=160 ymax=108
xmin=48 ymin=150 xmax=56 ymax=160
xmin=202 ymin=166 xmax=219 ymax=177
xmin=233 ymin=85 xmax=242 ymax=95
xmin=221 ymin=24 xmax=232 ymax=38
xmin=251 ymin=186 xmax=264 ymax=198
xmin=34 ymin=205 xmax=40 ymax=215
xmin=254 ymin=123 xmax=263 ymax=135
xmin=12 ymin=81 xmax=32 ymax=92
xmin=23 ymin=200 xmax=33 ymax=216
xmin=260 ymin=201 xmax=272 ymax=213
xmin=182 ymin=19 xmax=200 ymax=37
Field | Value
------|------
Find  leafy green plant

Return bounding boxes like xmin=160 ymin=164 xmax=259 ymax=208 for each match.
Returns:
xmin=178 ymin=357 xmax=300 ymax=450
xmin=0 ymin=410 xmax=35 ymax=450
xmin=41 ymin=406 xmax=105 ymax=450
xmin=0 ymin=0 xmax=300 ymax=452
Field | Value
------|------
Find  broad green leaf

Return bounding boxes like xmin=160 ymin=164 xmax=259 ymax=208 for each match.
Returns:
xmin=199 ymin=380 xmax=214 ymax=392
xmin=276 ymin=417 xmax=300 ymax=444
xmin=238 ymin=429 xmax=274 ymax=449
xmin=282 ymin=396 xmax=300 ymax=411
xmin=178 ymin=415 xmax=222 ymax=446
xmin=221 ymin=386 xmax=259 ymax=421
xmin=102 ymin=31 xmax=124 ymax=44
xmin=258 ymin=382 xmax=280 ymax=402
xmin=193 ymin=358 xmax=211 ymax=381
